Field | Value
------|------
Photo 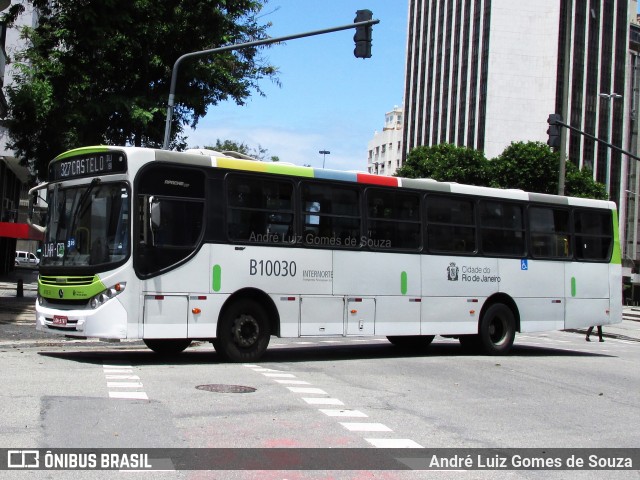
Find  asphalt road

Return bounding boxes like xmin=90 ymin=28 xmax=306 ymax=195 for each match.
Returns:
xmin=1 ymin=330 xmax=638 ymax=479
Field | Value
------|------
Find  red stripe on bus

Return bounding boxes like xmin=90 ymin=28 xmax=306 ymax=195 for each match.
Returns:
xmin=356 ymin=173 xmax=399 ymax=187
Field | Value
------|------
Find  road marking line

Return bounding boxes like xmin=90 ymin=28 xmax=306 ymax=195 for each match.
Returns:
xmin=319 ymin=409 xmax=368 ymax=418
xmin=340 ymin=422 xmax=392 ymax=432
xmin=302 ymin=398 xmax=344 ymax=405
xmin=108 ymin=391 xmax=149 ymax=400
xmin=107 ymin=382 xmax=144 ymax=388
xmin=365 ymin=439 xmax=423 ymax=448
xmin=286 ymin=387 xmax=327 ymax=394
xmin=293 ymin=341 xmax=315 ymax=344
xmin=103 ymin=363 xmax=148 ymax=401
xmin=244 ymin=364 xmax=425 ymax=449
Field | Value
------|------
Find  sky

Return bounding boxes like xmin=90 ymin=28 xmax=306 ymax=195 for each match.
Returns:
xmin=183 ymin=0 xmax=408 ymax=171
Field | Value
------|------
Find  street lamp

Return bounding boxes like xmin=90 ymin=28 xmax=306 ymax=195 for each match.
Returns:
xmin=599 ymin=92 xmax=623 ymax=199
xmin=319 ymin=150 xmax=330 ymax=168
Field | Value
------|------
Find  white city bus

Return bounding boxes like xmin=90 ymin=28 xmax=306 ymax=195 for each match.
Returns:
xmin=31 ymin=146 xmax=622 ymax=361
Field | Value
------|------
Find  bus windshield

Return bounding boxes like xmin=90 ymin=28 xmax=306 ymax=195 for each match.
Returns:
xmin=41 ymin=181 xmax=130 ymax=268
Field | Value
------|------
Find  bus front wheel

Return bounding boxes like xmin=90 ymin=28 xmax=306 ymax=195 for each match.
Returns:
xmin=215 ymin=299 xmax=271 ymax=362
xmin=478 ymin=303 xmax=515 ymax=355
xmin=143 ymin=339 xmax=191 ymax=355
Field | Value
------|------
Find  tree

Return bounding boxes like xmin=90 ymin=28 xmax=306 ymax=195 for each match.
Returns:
xmin=2 ymin=0 xmax=278 ymax=178
xmin=564 ymin=162 xmax=607 ymax=199
xmin=490 ymin=141 xmax=559 ymax=193
xmin=395 ymin=143 xmax=491 ymax=186
xmin=490 ymin=141 xmax=607 ymax=199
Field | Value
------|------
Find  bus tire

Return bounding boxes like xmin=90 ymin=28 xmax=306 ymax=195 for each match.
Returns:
xmin=143 ymin=339 xmax=191 ymax=355
xmin=478 ymin=303 xmax=515 ymax=355
xmin=387 ymin=335 xmax=435 ymax=351
xmin=216 ymin=299 xmax=270 ymax=362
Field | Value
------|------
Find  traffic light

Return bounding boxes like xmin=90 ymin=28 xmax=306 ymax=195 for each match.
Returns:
xmin=354 ymin=9 xmax=373 ymax=59
xmin=547 ymin=113 xmax=563 ymax=149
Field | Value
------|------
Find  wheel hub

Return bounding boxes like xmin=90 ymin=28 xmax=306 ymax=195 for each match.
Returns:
xmin=231 ymin=314 xmax=259 ymax=347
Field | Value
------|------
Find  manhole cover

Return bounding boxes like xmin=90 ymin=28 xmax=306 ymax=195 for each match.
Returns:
xmin=196 ymin=384 xmax=256 ymax=393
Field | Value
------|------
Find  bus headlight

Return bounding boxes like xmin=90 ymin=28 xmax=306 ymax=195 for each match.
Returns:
xmin=89 ymin=282 xmax=126 ymax=309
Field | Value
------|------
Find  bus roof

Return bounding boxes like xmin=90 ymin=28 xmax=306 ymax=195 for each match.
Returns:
xmin=53 ymin=145 xmax=615 ymax=209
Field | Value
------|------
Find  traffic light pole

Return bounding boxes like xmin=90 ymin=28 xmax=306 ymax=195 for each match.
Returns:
xmin=162 ymin=17 xmax=380 ymax=150
xmin=550 ymin=118 xmax=640 ymax=163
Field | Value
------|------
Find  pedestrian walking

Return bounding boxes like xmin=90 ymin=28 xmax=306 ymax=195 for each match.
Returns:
xmin=585 ymin=325 xmax=604 ymax=342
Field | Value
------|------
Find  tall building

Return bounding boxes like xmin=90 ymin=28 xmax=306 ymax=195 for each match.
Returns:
xmin=367 ymin=106 xmax=404 ymax=176
xmin=402 ymin=0 xmax=638 ymax=276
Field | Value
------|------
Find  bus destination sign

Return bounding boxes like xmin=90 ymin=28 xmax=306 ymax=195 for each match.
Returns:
xmin=49 ymin=152 xmax=127 ymax=181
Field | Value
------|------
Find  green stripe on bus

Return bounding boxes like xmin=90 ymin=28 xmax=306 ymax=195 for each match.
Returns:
xmin=212 ymin=265 xmax=222 ymax=292
xmin=571 ymin=277 xmax=576 ymax=297
xmin=53 ymin=146 xmax=111 ymax=161
xmin=266 ymin=163 xmax=314 ymax=177
xmin=611 ymin=210 xmax=621 ymax=264
xmin=400 ymin=271 xmax=408 ymax=295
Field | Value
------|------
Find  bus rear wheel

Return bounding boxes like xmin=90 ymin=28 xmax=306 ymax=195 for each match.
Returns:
xmin=387 ymin=335 xmax=435 ymax=351
xmin=215 ymin=299 xmax=270 ymax=362
xmin=143 ymin=339 xmax=192 ymax=355
xmin=478 ymin=303 xmax=515 ymax=355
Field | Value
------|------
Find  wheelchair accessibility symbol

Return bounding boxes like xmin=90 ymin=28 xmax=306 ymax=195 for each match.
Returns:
xmin=521 ymin=259 xmax=528 ymax=270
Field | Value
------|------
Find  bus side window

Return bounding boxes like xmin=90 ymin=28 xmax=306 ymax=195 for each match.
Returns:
xmin=574 ymin=210 xmax=613 ymax=261
xmin=529 ymin=207 xmax=570 ymax=258
xmin=226 ymin=174 xmax=294 ymax=243
xmin=426 ymin=195 xmax=476 ymax=253
xmin=301 ymin=182 xmax=360 ymax=247
xmin=366 ymin=188 xmax=421 ymax=250
xmin=479 ymin=201 xmax=525 ymax=256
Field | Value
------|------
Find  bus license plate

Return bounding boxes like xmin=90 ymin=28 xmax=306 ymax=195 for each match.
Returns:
xmin=52 ymin=315 xmax=68 ymax=326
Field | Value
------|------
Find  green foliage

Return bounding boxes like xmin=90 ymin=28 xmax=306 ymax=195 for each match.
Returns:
xmin=490 ymin=141 xmax=558 ymax=193
xmin=564 ymin=162 xmax=607 ymax=199
xmin=395 ymin=143 xmax=491 ymax=186
xmin=2 ymin=0 xmax=277 ymax=177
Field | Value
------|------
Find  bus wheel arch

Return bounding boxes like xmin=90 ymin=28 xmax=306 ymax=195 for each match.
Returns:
xmin=214 ymin=288 xmax=279 ymax=362
xmin=477 ymin=294 xmax=519 ymax=355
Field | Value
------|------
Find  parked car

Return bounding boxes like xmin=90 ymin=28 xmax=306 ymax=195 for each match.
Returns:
xmin=15 ymin=250 xmax=40 ymax=268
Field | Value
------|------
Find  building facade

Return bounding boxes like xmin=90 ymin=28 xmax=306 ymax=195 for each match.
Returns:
xmin=402 ymin=0 xmax=639 ymax=277
xmin=0 ymin=1 xmax=42 ymax=274
xmin=367 ymin=106 xmax=404 ymax=176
